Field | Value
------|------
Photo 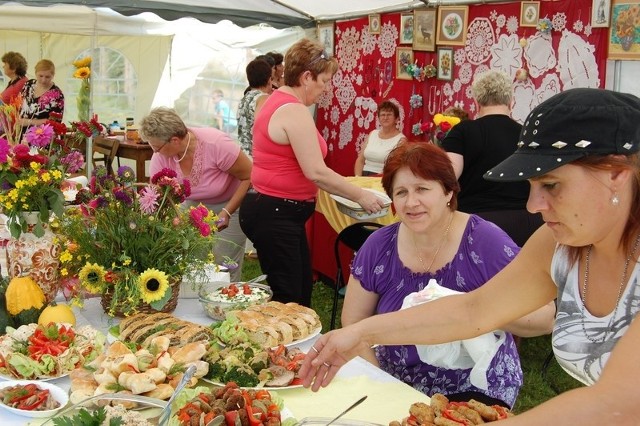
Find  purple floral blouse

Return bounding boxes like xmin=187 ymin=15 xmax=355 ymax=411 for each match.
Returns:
xmin=351 ymin=215 xmax=523 ymax=407
xmin=20 ymin=79 xmax=65 ymax=121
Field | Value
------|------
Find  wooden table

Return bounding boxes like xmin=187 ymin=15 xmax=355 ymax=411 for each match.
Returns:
xmin=94 ymin=135 xmax=153 ymax=182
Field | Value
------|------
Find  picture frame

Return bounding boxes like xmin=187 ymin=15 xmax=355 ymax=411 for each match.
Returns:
xmin=412 ymin=9 xmax=436 ymax=51
xmin=520 ymin=1 xmax=541 ymax=28
xmin=437 ymin=47 xmax=454 ymax=81
xmin=608 ymin=0 xmax=640 ymax=60
xmin=400 ymin=14 xmax=414 ymax=44
xmin=317 ymin=22 xmax=335 ymax=56
xmin=369 ymin=14 xmax=381 ymax=35
xmin=396 ymin=47 xmax=414 ymax=80
xmin=436 ymin=6 xmax=469 ymax=46
xmin=591 ymin=0 xmax=612 ymax=27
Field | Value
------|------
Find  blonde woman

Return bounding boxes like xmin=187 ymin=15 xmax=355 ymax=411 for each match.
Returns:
xmin=19 ymin=59 xmax=64 ymax=128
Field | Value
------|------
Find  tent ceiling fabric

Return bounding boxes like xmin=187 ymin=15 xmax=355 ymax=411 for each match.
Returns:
xmin=1 ymin=1 xmax=434 ymax=28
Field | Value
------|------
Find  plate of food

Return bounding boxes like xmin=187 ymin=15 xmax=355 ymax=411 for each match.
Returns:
xmin=213 ymin=301 xmax=322 ymax=349
xmin=204 ymin=342 xmax=306 ymax=389
xmin=0 ymin=323 xmax=105 ymax=381
xmin=109 ymin=312 xmax=214 ymax=346
xmin=0 ymin=380 xmax=68 ymax=418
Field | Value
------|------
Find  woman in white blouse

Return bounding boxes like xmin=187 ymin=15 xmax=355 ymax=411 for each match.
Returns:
xmin=354 ymin=100 xmax=407 ymax=176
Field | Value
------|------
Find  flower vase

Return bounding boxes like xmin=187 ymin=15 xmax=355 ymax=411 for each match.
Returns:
xmin=5 ymin=212 xmax=61 ymax=304
xmin=100 ymin=275 xmax=182 ymax=317
xmin=77 ymin=79 xmax=91 ymax=122
xmin=620 ymin=36 xmax=634 ymax=52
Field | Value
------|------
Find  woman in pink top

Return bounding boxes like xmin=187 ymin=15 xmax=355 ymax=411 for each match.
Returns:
xmin=239 ymin=38 xmax=386 ymax=307
xmin=1 ymin=52 xmax=27 ymax=105
xmin=141 ymin=107 xmax=252 ymax=281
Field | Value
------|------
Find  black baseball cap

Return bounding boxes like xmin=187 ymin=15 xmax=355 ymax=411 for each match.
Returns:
xmin=484 ymin=88 xmax=640 ymax=182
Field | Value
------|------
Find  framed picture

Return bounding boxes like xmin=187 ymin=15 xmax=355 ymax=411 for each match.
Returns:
xmin=400 ymin=14 xmax=414 ymax=44
xmin=520 ymin=1 xmax=540 ymax=27
xmin=608 ymin=0 xmax=640 ymax=60
xmin=369 ymin=14 xmax=381 ymax=34
xmin=317 ymin=22 xmax=335 ymax=56
xmin=437 ymin=47 xmax=454 ymax=81
xmin=396 ymin=47 xmax=414 ymax=80
xmin=413 ymin=9 xmax=436 ymax=51
xmin=436 ymin=6 xmax=469 ymax=46
xmin=592 ymin=0 xmax=612 ymax=27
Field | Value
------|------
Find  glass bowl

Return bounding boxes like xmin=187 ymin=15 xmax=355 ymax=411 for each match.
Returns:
xmin=198 ymin=282 xmax=273 ymax=321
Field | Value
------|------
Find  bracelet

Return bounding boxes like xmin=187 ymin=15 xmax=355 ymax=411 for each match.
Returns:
xmin=221 ymin=207 xmax=232 ymax=217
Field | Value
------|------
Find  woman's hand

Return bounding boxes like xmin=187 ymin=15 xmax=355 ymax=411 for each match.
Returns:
xmin=299 ymin=327 xmax=370 ymax=391
xmin=216 ymin=209 xmax=231 ymax=231
xmin=355 ymin=190 xmax=386 ymax=214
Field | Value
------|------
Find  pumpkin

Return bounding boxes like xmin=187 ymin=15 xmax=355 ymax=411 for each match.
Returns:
xmin=38 ymin=303 xmax=76 ymax=326
xmin=5 ymin=275 xmax=46 ymax=317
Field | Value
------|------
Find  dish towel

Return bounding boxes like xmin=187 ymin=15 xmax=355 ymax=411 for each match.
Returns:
xmin=401 ymin=279 xmax=506 ymax=391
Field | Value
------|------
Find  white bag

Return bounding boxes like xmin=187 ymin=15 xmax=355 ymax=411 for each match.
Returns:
xmin=401 ymin=279 xmax=506 ymax=390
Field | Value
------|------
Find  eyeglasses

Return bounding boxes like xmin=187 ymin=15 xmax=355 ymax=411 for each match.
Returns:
xmin=307 ymin=50 xmax=331 ymax=68
xmin=149 ymin=142 xmax=169 ymax=153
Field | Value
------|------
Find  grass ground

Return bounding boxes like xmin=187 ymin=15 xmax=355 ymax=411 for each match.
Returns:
xmin=240 ymin=256 xmax=583 ymax=414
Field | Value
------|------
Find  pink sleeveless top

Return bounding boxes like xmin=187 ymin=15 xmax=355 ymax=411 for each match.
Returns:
xmin=251 ymin=90 xmax=327 ymax=200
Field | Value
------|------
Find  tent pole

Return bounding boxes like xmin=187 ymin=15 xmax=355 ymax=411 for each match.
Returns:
xmin=270 ymin=0 xmax=316 ymax=22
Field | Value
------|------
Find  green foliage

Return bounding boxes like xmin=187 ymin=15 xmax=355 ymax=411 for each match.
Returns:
xmin=11 ymin=306 xmax=43 ymax=328
xmin=52 ymin=407 xmax=124 ymax=426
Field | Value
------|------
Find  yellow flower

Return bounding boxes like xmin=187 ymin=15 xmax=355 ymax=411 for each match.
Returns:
xmin=73 ymin=57 xmax=92 ymax=68
xmin=60 ymin=250 xmax=73 ymax=263
xmin=60 ymin=268 xmax=68 ymax=276
xmin=79 ymin=262 xmax=106 ymax=293
xmin=138 ymin=268 xmax=169 ymax=304
xmin=30 ymin=162 xmax=40 ymax=171
xmin=51 ymin=170 xmax=63 ymax=180
xmin=41 ymin=172 xmax=51 ymax=183
xmin=73 ymin=67 xmax=91 ymax=79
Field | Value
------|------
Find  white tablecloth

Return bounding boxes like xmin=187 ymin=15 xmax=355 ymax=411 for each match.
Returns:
xmin=2 ymin=298 xmax=430 ymax=425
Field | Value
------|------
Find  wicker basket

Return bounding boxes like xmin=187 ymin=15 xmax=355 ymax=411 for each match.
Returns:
xmin=100 ymin=275 xmax=181 ymax=317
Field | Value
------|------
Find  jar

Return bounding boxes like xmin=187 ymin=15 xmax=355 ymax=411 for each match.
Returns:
xmin=126 ymin=117 xmax=134 ymax=128
xmin=109 ymin=121 xmax=120 ymax=135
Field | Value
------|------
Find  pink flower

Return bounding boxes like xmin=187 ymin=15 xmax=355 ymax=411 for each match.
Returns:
xmin=25 ymin=123 xmax=55 ymax=147
xmin=139 ymin=185 xmax=160 ymax=214
xmin=198 ymin=223 xmax=211 ymax=237
xmin=0 ymin=137 xmax=9 ymax=163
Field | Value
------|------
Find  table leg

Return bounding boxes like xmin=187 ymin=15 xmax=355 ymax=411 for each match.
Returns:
xmin=136 ymin=156 xmax=147 ymax=183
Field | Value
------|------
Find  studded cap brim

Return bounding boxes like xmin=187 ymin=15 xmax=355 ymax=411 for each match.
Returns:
xmin=484 ymin=150 xmax=586 ymax=182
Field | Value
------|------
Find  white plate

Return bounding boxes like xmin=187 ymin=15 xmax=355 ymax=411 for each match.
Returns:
xmin=286 ymin=326 xmax=321 ymax=349
xmin=330 ymin=189 xmax=391 ymax=211
xmin=200 ymin=378 xmax=303 ymax=391
xmin=0 ymin=379 xmax=69 ymax=418
xmin=0 ymin=372 xmax=70 ymax=382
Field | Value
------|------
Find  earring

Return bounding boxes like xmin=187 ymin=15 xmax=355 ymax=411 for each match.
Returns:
xmin=611 ymin=192 xmax=620 ymax=206
xmin=446 ymin=201 xmax=451 ymax=207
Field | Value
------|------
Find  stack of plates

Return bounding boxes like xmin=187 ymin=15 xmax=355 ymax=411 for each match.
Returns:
xmin=330 ymin=189 xmax=391 ymax=220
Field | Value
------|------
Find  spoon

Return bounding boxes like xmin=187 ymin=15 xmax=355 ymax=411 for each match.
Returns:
xmin=158 ymin=364 xmax=198 ymax=425
xmin=325 ymin=395 xmax=368 ymax=426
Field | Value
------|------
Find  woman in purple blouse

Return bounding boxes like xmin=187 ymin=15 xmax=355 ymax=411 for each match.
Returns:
xmin=342 ymin=143 xmax=553 ymax=408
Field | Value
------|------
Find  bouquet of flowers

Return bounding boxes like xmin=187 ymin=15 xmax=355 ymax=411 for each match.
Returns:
xmin=56 ymin=167 xmax=218 ymax=317
xmin=0 ymin=122 xmax=86 ymax=238
xmin=0 ymin=95 xmax=24 ymax=146
xmin=412 ymin=113 xmax=462 ymax=143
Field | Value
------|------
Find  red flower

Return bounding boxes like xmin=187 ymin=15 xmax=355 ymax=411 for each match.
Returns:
xmin=440 ymin=122 xmax=452 ymax=132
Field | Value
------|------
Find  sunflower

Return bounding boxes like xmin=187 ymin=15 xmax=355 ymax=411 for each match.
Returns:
xmin=78 ymin=262 xmax=106 ymax=293
xmin=73 ymin=57 xmax=92 ymax=68
xmin=139 ymin=268 xmax=169 ymax=303
xmin=73 ymin=67 xmax=91 ymax=79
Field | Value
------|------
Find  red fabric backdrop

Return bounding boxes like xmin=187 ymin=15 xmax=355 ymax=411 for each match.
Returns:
xmin=316 ymin=0 xmax=609 ymax=176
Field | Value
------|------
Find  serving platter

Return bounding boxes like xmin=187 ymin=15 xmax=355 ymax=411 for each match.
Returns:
xmin=216 ymin=326 xmax=321 ymax=349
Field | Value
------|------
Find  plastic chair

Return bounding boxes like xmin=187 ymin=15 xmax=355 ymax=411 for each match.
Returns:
xmin=92 ymin=137 xmax=120 ymax=175
xmin=331 ymin=222 xmax=383 ymax=330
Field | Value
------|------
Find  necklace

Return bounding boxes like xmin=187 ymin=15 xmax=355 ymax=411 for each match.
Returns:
xmin=414 ymin=212 xmax=454 ymax=274
xmin=580 ymin=234 xmax=640 ymax=343
xmin=175 ymin=132 xmax=191 ymax=163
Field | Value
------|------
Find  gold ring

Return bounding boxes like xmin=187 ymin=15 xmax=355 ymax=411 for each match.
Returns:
xmin=323 ymin=362 xmax=331 ymax=368
xmin=311 ymin=346 xmax=320 ymax=354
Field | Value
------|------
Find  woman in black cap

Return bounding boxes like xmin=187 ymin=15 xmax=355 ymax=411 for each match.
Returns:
xmin=300 ymin=88 xmax=640 ymax=423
